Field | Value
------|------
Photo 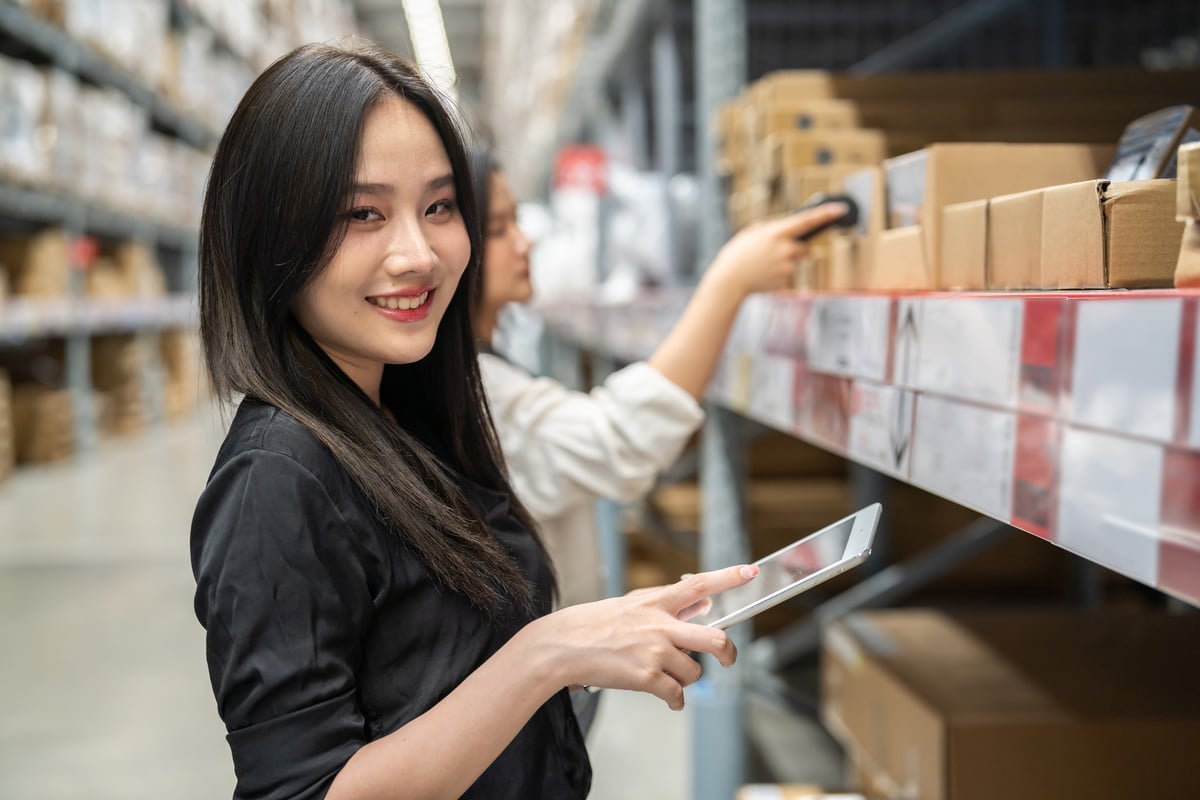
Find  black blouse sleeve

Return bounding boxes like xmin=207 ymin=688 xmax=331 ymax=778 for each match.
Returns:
xmin=191 ymin=448 xmax=376 ymax=799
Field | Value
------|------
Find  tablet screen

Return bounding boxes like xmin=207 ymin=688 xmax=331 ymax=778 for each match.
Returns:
xmin=691 ymin=516 xmax=856 ymax=626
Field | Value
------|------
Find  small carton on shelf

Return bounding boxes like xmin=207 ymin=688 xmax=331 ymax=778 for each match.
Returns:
xmin=748 ymin=98 xmax=861 ymax=143
xmin=939 ymin=199 xmax=988 ymax=290
xmin=882 ymin=143 xmax=1113 ymax=288
xmin=1040 ymin=179 xmax=1182 ymax=289
xmin=987 ymin=187 xmax=1044 ymax=290
xmin=822 ymin=609 xmax=1200 ymax=800
xmin=1179 ymin=140 xmax=1200 ymax=221
xmin=866 ymin=226 xmax=926 ymax=290
xmin=0 ymin=229 xmax=70 ymax=297
xmin=12 ymin=383 xmax=74 ymax=464
xmin=764 ymin=130 xmax=886 ymax=185
xmin=1176 ymin=221 xmax=1200 ymax=288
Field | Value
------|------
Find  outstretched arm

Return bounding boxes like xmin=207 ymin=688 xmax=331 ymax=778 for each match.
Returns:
xmin=648 ymin=202 xmax=849 ymax=400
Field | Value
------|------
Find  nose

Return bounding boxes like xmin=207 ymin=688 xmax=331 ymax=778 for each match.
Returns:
xmin=513 ymin=224 xmax=532 ymax=258
xmin=383 ymin=217 xmax=436 ymax=276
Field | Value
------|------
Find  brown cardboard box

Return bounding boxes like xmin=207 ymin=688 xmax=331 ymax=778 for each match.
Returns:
xmin=0 ymin=229 xmax=70 ymax=297
xmin=829 ymin=234 xmax=859 ymax=291
xmin=749 ymin=99 xmax=861 ymax=142
xmin=866 ymin=227 xmax=927 ymax=290
xmin=766 ymin=130 xmax=886 ymax=183
xmin=782 ymin=165 xmax=866 ymax=212
xmin=1041 ymin=179 xmax=1183 ymax=289
xmin=1176 ymin=221 xmax=1200 ymax=288
xmin=822 ymin=609 xmax=1200 ymax=800
xmin=987 ymin=188 xmax=1043 ymax=290
xmin=11 ymin=383 xmax=73 ymax=464
xmin=1179 ymin=141 xmax=1200 ymax=221
xmin=882 ymin=143 xmax=1112 ymax=288
xmin=939 ymin=200 xmax=988 ymax=290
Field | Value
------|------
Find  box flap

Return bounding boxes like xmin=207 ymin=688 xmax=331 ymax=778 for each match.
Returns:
xmin=987 ymin=188 xmax=1043 ymax=289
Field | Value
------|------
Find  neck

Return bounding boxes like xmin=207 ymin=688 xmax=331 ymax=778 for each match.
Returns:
xmin=475 ymin=308 xmax=499 ymax=348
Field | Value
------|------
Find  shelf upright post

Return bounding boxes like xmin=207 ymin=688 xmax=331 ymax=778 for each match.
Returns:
xmin=63 ymin=201 xmax=96 ymax=454
xmin=691 ymin=2 xmax=748 ymax=797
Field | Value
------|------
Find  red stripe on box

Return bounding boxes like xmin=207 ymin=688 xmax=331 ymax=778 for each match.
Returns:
xmin=1158 ymin=448 xmax=1200 ymax=604
xmin=1175 ymin=298 xmax=1196 ymax=448
xmin=1011 ymin=415 xmax=1060 ymax=540
xmin=1019 ymin=297 xmax=1065 ymax=416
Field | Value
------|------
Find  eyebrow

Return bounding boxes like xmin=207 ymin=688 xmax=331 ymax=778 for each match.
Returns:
xmin=352 ymin=174 xmax=456 ymax=196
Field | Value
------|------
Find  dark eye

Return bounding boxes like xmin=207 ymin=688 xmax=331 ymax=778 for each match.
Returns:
xmin=348 ymin=207 xmax=382 ymax=222
xmin=427 ymin=199 xmax=457 ymax=218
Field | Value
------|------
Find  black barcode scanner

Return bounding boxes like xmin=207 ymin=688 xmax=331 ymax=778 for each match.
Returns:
xmin=794 ymin=193 xmax=860 ymax=240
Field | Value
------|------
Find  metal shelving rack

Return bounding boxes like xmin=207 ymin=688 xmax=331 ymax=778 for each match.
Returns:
xmin=0 ymin=0 xmax=222 ymax=454
xmin=523 ymin=1 xmax=1200 ymax=796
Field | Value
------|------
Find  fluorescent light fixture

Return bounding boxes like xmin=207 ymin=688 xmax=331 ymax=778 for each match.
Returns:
xmin=401 ymin=0 xmax=458 ymax=99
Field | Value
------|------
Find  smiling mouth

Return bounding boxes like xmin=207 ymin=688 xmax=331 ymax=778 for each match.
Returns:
xmin=367 ymin=291 xmax=430 ymax=310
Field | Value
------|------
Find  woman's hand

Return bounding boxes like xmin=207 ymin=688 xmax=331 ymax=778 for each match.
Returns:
xmin=523 ymin=564 xmax=759 ymax=710
xmin=705 ymin=202 xmax=851 ymax=297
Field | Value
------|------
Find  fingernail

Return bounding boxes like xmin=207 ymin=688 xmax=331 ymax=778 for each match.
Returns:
xmin=739 ymin=565 xmax=758 ymax=579
xmin=680 ymin=573 xmax=694 ymax=580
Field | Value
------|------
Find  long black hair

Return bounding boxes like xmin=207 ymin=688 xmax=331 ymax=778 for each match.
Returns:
xmin=199 ymin=42 xmax=549 ymax=614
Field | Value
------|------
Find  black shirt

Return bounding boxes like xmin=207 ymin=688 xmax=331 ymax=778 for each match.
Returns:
xmin=191 ymin=400 xmax=591 ymax=799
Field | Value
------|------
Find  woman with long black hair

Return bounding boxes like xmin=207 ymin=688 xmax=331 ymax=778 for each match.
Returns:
xmin=190 ymin=43 xmax=758 ymax=799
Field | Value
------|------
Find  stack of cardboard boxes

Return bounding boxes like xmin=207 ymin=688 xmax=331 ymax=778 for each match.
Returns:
xmin=718 ymin=68 xmax=1200 ymax=291
xmin=822 ymin=609 xmax=1200 ymax=799
xmin=91 ymin=335 xmax=147 ymax=437
xmin=11 ymin=383 xmax=74 ymax=465
xmin=160 ymin=329 xmax=202 ymax=421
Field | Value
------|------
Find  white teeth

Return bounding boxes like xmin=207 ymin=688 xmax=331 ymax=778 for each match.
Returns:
xmin=370 ymin=292 xmax=429 ymax=311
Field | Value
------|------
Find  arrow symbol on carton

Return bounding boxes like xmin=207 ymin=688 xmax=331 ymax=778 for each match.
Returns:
xmin=895 ymin=303 xmax=919 ymax=386
xmin=890 ymin=391 xmax=912 ymax=470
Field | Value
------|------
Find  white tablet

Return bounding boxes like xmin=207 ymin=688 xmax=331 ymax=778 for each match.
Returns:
xmin=690 ymin=503 xmax=881 ymax=630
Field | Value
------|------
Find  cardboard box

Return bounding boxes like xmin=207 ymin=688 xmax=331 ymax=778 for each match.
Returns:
xmin=822 ymin=609 xmax=1200 ymax=800
xmin=0 ymin=229 xmax=70 ymax=297
xmin=828 ymin=234 xmax=859 ymax=291
xmin=939 ymin=199 xmax=987 ymax=290
xmin=1177 ymin=221 xmax=1200 ymax=288
xmin=987 ymin=188 xmax=1043 ymax=289
xmin=866 ymin=226 xmax=927 ymax=290
xmin=882 ymin=143 xmax=1113 ymax=287
xmin=1041 ymin=179 xmax=1183 ymax=289
xmin=11 ymin=384 xmax=74 ymax=464
xmin=0 ymin=369 xmax=12 ymax=484
xmin=750 ymin=99 xmax=861 ymax=142
xmin=1179 ymin=140 xmax=1200 ymax=221
xmin=766 ymin=130 xmax=886 ymax=183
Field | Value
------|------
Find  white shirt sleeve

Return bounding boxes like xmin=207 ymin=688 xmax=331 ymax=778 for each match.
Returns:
xmin=479 ymin=353 xmax=705 ymax=520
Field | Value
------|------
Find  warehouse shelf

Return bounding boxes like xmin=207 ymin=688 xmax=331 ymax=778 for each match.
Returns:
xmin=0 ymin=294 xmax=196 ymax=345
xmin=0 ymin=2 xmax=217 ymax=148
xmin=0 ymin=184 xmax=196 ymax=250
xmin=538 ymin=286 xmax=1200 ymax=608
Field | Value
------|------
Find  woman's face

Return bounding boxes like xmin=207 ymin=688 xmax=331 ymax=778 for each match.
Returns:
xmin=481 ymin=171 xmax=533 ymax=311
xmin=293 ymin=95 xmax=471 ymax=397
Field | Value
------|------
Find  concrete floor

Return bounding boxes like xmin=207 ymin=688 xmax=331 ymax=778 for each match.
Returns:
xmin=0 ymin=409 xmax=841 ymax=799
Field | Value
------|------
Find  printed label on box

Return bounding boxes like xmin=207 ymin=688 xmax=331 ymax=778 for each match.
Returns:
xmin=1057 ymin=427 xmax=1163 ymax=585
xmin=911 ymin=395 xmax=1016 ymax=520
xmin=915 ymin=297 xmax=1023 ymax=409
xmin=1070 ymin=298 xmax=1182 ymax=443
xmin=748 ymin=355 xmax=798 ymax=433
xmin=848 ymin=381 xmax=914 ymax=479
xmin=806 ymin=296 xmax=891 ymax=382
